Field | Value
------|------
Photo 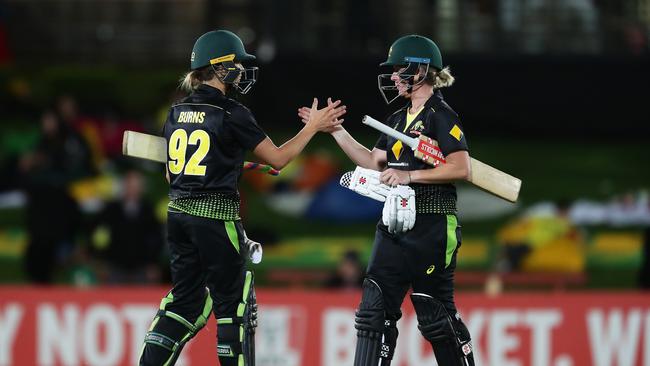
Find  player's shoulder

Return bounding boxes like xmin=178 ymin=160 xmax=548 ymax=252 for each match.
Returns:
xmin=221 ymin=98 xmax=258 ymax=124
xmin=424 ymin=91 xmax=459 ymax=121
xmin=171 ymin=93 xmax=233 ymax=114
xmin=222 ymin=97 xmax=252 ymax=115
xmin=385 ymin=104 xmax=408 ymax=123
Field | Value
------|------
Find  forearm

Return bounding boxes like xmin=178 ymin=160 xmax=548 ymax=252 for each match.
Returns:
xmin=331 ymin=128 xmax=383 ymax=170
xmin=271 ymin=125 xmax=318 ymax=169
xmin=409 ymin=160 xmax=470 ymax=184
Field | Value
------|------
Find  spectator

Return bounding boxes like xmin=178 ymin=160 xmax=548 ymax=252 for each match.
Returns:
xmin=89 ymin=169 xmax=164 ymax=284
xmin=18 ymin=110 xmax=91 ymax=283
xmin=56 ymin=94 xmax=103 ymax=170
xmin=324 ymin=250 xmax=364 ymax=289
xmin=496 ymin=199 xmax=585 ymax=273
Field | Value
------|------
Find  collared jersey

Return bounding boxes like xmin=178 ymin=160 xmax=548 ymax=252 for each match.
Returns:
xmin=374 ymin=90 xmax=469 ymax=212
xmin=162 ymin=84 xmax=267 ymax=200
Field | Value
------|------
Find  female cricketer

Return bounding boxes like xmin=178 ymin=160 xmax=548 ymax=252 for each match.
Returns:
xmin=138 ymin=29 xmax=345 ymax=366
xmin=299 ymin=34 xmax=475 ymax=366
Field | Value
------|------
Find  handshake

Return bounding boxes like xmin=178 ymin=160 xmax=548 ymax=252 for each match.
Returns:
xmin=340 ymin=167 xmax=416 ymax=233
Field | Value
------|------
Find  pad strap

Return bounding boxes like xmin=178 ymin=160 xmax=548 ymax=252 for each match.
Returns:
xmin=144 ymin=332 xmax=180 ymax=352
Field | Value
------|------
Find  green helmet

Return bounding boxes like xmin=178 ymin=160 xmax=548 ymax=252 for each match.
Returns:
xmin=190 ymin=30 xmax=256 ymax=70
xmin=380 ymin=34 xmax=443 ymax=70
xmin=190 ymin=30 xmax=258 ymax=94
xmin=377 ymin=35 xmax=443 ymax=104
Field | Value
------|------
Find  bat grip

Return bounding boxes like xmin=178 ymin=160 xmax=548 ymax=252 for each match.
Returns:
xmin=243 ymin=161 xmax=280 ymax=176
xmin=362 ymin=115 xmax=417 ymax=149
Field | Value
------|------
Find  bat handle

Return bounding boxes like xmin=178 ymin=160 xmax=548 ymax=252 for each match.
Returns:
xmin=243 ymin=161 xmax=280 ymax=176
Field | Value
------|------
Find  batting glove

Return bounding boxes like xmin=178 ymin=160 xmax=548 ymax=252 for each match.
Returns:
xmin=383 ymin=185 xmax=416 ymax=233
xmin=340 ymin=166 xmax=391 ymax=202
xmin=243 ymin=232 xmax=263 ymax=264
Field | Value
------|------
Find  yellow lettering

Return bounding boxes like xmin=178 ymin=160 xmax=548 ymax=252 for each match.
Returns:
xmin=177 ymin=111 xmax=206 ymax=123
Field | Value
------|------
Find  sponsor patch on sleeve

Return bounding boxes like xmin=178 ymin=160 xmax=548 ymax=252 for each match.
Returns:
xmin=450 ymin=124 xmax=463 ymax=141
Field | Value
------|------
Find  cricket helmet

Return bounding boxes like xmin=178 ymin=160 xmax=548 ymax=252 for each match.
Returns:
xmin=190 ymin=30 xmax=258 ymax=94
xmin=378 ymin=35 xmax=443 ymax=104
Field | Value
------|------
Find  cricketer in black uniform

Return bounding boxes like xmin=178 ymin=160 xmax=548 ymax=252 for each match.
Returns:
xmin=368 ymin=91 xmax=473 ymax=364
xmin=351 ymin=35 xmax=475 ymax=366
xmin=138 ymin=30 xmax=266 ymax=366
xmin=139 ymin=29 xmax=346 ymax=366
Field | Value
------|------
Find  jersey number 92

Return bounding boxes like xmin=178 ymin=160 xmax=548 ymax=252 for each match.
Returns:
xmin=168 ymin=129 xmax=210 ymax=176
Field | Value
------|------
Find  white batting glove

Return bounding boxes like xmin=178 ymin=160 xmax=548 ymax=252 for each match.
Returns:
xmin=243 ymin=232 xmax=263 ymax=264
xmin=382 ymin=185 xmax=416 ymax=233
xmin=340 ymin=166 xmax=391 ymax=202
xmin=382 ymin=192 xmax=396 ymax=229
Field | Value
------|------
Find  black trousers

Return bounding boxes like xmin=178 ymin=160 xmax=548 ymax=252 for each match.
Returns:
xmin=165 ymin=211 xmax=247 ymax=323
xmin=366 ymin=213 xmax=462 ymax=321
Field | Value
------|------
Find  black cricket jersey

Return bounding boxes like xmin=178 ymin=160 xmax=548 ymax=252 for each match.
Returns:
xmin=374 ymin=90 xmax=469 ymax=214
xmin=162 ymin=84 xmax=267 ymax=220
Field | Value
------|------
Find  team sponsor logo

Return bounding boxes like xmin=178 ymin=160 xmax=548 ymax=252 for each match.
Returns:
xmin=391 ymin=140 xmax=404 ymax=160
xmin=409 ymin=120 xmax=425 ymax=135
xmin=449 ymin=124 xmax=463 ymax=141
xmin=387 ymin=162 xmax=409 ymax=167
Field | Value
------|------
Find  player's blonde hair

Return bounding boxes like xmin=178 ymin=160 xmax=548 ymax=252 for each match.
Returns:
xmin=179 ymin=66 xmax=222 ymax=92
xmin=424 ymin=66 xmax=455 ymax=89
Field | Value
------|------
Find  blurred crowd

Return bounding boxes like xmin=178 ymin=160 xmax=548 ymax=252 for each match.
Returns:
xmin=494 ymin=195 xmax=650 ymax=290
xmin=2 ymin=0 xmax=649 ymax=66
xmin=0 ymin=93 xmax=168 ymax=285
xmin=0 ymin=91 xmax=370 ymax=289
xmin=0 ymin=90 xmax=647 ymax=290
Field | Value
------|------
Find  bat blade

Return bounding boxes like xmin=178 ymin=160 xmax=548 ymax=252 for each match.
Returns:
xmin=122 ymin=130 xmax=166 ymax=163
xmin=469 ymin=159 xmax=521 ymax=203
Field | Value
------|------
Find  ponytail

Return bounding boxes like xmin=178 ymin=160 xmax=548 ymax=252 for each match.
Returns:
xmin=178 ymin=66 xmax=219 ymax=92
xmin=424 ymin=66 xmax=455 ymax=89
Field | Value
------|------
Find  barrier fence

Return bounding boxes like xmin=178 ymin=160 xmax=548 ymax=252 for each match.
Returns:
xmin=1 ymin=288 xmax=649 ymax=366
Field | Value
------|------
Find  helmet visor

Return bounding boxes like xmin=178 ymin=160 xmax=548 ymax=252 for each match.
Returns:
xmin=377 ymin=62 xmax=428 ymax=104
xmin=234 ymin=66 xmax=258 ymax=94
xmin=215 ymin=61 xmax=259 ymax=94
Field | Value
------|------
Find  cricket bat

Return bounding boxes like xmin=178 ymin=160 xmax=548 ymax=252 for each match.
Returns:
xmin=122 ymin=130 xmax=280 ymax=176
xmin=362 ymin=115 xmax=521 ymax=203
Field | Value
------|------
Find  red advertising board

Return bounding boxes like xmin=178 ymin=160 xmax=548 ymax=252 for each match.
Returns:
xmin=1 ymin=287 xmax=649 ymax=366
